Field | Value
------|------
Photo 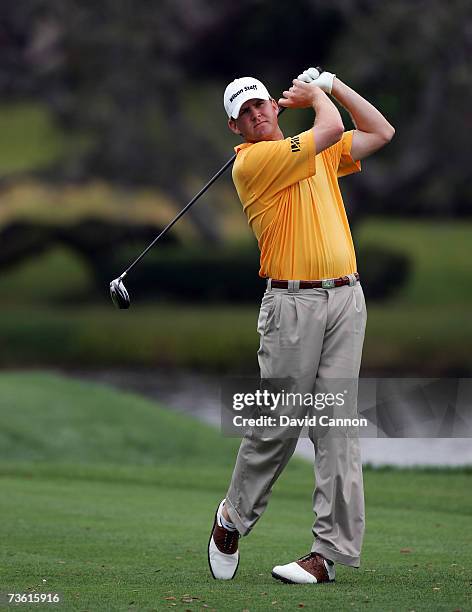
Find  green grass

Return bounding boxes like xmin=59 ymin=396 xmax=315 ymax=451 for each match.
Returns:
xmin=0 ymin=103 xmax=63 ymax=173
xmin=1 ymin=218 xmax=471 ymax=306
xmin=0 ymin=247 xmax=94 ymax=304
xmin=356 ymin=218 xmax=472 ymax=305
xmin=0 ymin=302 xmax=470 ymax=374
xmin=0 ymin=104 xmax=81 ymax=175
xmin=0 ymin=305 xmax=258 ymax=371
xmin=362 ymin=303 xmax=471 ymax=374
xmin=0 ymin=372 xmax=471 ymax=611
xmin=0 ymin=219 xmax=471 ymax=373
xmin=0 ymin=372 xmax=239 ymax=466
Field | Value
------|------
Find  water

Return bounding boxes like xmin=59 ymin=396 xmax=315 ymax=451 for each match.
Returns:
xmin=62 ymin=368 xmax=472 ymax=467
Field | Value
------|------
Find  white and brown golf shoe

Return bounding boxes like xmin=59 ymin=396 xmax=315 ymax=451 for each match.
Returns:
xmin=208 ymin=499 xmax=240 ymax=580
xmin=272 ymin=552 xmax=335 ymax=584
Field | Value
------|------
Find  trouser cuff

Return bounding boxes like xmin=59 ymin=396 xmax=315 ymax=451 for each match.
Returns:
xmin=311 ymin=541 xmax=361 ymax=568
xmin=224 ymin=497 xmax=252 ymax=537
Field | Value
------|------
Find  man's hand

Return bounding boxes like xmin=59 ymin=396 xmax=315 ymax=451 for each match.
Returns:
xmin=279 ymin=79 xmax=344 ymax=155
xmin=278 ymin=79 xmax=324 ymax=109
xmin=298 ymin=67 xmax=336 ymax=95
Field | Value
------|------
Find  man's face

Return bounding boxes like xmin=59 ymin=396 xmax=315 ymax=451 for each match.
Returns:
xmin=228 ymin=98 xmax=281 ymax=143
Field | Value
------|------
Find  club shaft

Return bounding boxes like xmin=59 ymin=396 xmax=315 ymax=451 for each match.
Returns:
xmin=120 ymin=154 xmax=236 ymax=279
xmin=118 ymin=107 xmax=286 ymax=281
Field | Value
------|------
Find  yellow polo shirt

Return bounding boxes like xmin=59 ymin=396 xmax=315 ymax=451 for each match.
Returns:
xmin=232 ymin=129 xmax=361 ymax=280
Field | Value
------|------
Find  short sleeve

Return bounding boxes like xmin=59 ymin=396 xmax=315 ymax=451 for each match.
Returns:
xmin=322 ymin=130 xmax=361 ymax=178
xmin=236 ymin=129 xmax=316 ymax=200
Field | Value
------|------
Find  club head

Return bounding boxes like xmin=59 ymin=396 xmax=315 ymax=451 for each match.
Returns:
xmin=110 ymin=277 xmax=130 ymax=309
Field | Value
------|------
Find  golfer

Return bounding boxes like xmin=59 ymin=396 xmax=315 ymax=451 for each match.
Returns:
xmin=208 ymin=68 xmax=394 ymax=584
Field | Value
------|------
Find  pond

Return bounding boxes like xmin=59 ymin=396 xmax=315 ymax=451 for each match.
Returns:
xmin=62 ymin=368 xmax=472 ymax=467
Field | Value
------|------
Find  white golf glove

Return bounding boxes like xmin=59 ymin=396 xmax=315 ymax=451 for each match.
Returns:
xmin=297 ymin=66 xmax=336 ymax=94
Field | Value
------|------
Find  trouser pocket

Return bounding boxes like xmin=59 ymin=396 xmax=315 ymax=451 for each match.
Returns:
xmin=257 ymin=293 xmax=278 ymax=353
xmin=353 ymin=284 xmax=367 ymax=333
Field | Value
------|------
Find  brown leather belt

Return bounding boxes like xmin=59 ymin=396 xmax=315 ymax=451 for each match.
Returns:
xmin=269 ymin=273 xmax=359 ymax=290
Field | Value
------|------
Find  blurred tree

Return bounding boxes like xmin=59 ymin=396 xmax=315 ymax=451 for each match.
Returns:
xmin=0 ymin=0 xmax=240 ymax=242
xmin=329 ymin=0 xmax=472 ymax=217
xmin=181 ymin=0 xmax=472 ymax=218
xmin=2 ymin=0 xmax=469 ymax=218
xmin=0 ymin=0 xmax=470 ymax=286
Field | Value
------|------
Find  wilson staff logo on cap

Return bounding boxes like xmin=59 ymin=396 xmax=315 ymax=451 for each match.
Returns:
xmin=224 ymin=77 xmax=271 ymax=119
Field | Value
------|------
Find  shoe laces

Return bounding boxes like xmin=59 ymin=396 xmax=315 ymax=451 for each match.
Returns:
xmin=221 ymin=527 xmax=239 ymax=552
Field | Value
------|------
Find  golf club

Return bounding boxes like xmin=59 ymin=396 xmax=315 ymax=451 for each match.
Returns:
xmin=110 ymin=106 xmax=287 ymax=309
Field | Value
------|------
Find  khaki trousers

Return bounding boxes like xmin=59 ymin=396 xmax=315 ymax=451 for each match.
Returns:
xmin=225 ymin=282 xmax=367 ymax=567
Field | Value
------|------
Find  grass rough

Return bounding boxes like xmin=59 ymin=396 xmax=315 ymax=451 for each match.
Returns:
xmin=0 ymin=372 xmax=471 ymax=611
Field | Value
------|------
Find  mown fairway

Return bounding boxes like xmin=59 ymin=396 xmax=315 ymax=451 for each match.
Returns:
xmin=1 ymin=372 xmax=471 ymax=611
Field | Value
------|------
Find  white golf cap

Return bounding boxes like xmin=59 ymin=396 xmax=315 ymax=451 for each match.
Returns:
xmin=224 ymin=77 xmax=271 ymax=119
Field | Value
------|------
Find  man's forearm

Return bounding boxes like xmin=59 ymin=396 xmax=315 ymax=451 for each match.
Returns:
xmin=311 ymin=88 xmax=344 ymax=153
xmin=331 ymin=78 xmax=394 ymax=140
xmin=312 ymin=88 xmax=344 ymax=133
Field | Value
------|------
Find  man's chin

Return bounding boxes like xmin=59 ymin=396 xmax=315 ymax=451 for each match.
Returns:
xmin=250 ymin=124 xmax=273 ymax=142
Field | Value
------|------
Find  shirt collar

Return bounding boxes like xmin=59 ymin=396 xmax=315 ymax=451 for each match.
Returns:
xmin=234 ymin=142 xmax=253 ymax=154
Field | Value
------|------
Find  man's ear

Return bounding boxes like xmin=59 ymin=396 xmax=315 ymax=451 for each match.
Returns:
xmin=270 ymin=98 xmax=279 ymax=113
xmin=228 ymin=118 xmax=241 ymax=136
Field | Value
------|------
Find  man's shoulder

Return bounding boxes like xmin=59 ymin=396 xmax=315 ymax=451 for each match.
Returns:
xmin=236 ymin=138 xmax=283 ymax=151
xmin=236 ymin=137 xmax=287 ymax=162
xmin=233 ymin=140 xmax=271 ymax=184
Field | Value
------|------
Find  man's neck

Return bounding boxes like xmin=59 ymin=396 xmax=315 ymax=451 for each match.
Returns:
xmin=246 ymin=128 xmax=284 ymax=144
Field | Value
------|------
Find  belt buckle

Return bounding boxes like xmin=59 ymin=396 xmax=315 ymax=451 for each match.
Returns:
xmin=321 ymin=278 xmax=335 ymax=289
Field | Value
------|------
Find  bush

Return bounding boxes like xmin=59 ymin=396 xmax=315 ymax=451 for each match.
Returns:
xmin=357 ymin=244 xmax=411 ymax=301
xmin=100 ymin=243 xmax=266 ymax=303
xmin=105 ymin=243 xmax=411 ymax=303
